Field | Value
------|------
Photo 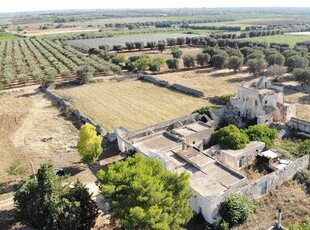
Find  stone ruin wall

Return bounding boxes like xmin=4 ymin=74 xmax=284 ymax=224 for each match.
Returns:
xmin=288 ymin=118 xmax=310 ymax=134
xmin=143 ymin=74 xmax=205 ymax=97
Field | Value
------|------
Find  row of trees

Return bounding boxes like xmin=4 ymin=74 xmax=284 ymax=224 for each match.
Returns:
xmin=0 ymin=38 xmax=122 ymax=88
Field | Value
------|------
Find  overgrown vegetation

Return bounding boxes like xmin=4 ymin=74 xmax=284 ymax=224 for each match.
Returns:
xmin=245 ymin=125 xmax=278 ymax=149
xmin=210 ymin=124 xmax=250 ymax=150
xmin=220 ymin=194 xmax=257 ymax=227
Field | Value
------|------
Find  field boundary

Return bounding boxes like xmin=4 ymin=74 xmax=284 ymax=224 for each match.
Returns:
xmin=41 ymin=86 xmax=116 ymax=141
xmin=142 ymin=74 xmax=205 ymax=97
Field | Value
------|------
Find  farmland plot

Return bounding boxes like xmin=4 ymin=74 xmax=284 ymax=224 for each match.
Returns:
xmin=53 ymin=79 xmax=208 ymax=131
xmin=0 ymin=38 xmax=119 ymax=88
xmin=67 ymin=33 xmax=201 ymax=50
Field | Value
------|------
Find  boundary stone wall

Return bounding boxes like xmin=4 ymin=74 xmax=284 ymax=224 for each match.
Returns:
xmin=288 ymin=117 xmax=310 ymax=134
xmin=143 ymin=74 xmax=205 ymax=97
xmin=41 ymin=86 xmax=110 ymax=137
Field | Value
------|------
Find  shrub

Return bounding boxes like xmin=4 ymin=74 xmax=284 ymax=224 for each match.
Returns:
xmin=220 ymin=194 xmax=257 ymax=226
xmin=192 ymin=106 xmax=219 ymax=115
xmin=298 ymin=139 xmax=310 ymax=156
xmin=245 ymin=125 xmax=278 ymax=149
xmin=210 ymin=94 xmax=233 ymax=105
xmin=0 ymin=82 xmax=3 ymax=91
xmin=8 ymin=160 xmax=27 ymax=176
xmin=210 ymin=125 xmax=250 ymax=150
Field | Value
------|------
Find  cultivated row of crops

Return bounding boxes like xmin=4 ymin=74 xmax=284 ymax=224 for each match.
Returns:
xmin=67 ymin=33 xmax=201 ymax=51
xmin=0 ymin=38 xmax=120 ymax=87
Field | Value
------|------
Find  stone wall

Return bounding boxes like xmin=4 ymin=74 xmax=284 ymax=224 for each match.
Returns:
xmin=171 ymin=83 xmax=205 ymax=97
xmin=41 ymin=86 xmax=108 ymax=137
xmin=237 ymin=155 xmax=309 ymax=199
xmin=143 ymin=75 xmax=169 ymax=87
xmin=142 ymin=74 xmax=205 ymax=97
xmin=287 ymin=117 xmax=310 ymax=134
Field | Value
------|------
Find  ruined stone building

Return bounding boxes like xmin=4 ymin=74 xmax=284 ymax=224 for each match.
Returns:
xmin=227 ymin=77 xmax=296 ymax=125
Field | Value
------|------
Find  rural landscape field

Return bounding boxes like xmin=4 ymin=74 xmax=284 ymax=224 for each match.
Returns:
xmin=0 ymin=4 xmax=310 ymax=230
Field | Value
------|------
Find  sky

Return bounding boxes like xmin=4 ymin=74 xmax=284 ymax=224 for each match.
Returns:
xmin=1 ymin=0 xmax=310 ymax=13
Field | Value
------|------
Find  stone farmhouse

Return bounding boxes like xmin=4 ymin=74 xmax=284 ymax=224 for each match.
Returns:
xmin=226 ymin=77 xmax=296 ymax=126
xmin=115 ymin=77 xmax=308 ymax=224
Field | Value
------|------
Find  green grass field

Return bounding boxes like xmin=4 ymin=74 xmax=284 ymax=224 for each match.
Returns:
xmin=240 ymin=34 xmax=310 ymax=47
xmin=0 ymin=33 xmax=21 ymax=41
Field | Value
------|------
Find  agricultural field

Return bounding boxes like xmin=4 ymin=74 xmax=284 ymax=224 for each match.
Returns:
xmin=67 ymin=33 xmax=201 ymax=50
xmin=0 ymin=38 xmax=118 ymax=88
xmin=241 ymin=34 xmax=310 ymax=46
xmin=53 ymin=79 xmax=208 ymax=131
xmin=0 ymin=33 xmax=21 ymax=41
xmin=155 ymin=68 xmax=310 ymax=121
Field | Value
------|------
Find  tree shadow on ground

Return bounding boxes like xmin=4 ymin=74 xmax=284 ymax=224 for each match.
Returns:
xmin=194 ymin=68 xmax=214 ymax=74
xmin=298 ymin=94 xmax=310 ymax=104
xmin=61 ymin=165 xmax=85 ymax=177
xmin=0 ymin=209 xmax=17 ymax=230
xmin=210 ymin=69 xmax=247 ymax=78
xmin=186 ymin=213 xmax=207 ymax=230
xmin=227 ymin=74 xmax=258 ymax=83
xmin=16 ymin=88 xmax=41 ymax=98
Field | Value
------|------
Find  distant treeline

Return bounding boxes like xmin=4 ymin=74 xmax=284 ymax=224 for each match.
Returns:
xmin=181 ymin=25 xmax=241 ymax=31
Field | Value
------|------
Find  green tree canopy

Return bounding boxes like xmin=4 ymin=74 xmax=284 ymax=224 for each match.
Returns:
xmin=196 ymin=53 xmax=211 ymax=66
xmin=148 ymin=61 xmax=161 ymax=73
xmin=97 ymin=154 xmax=193 ymax=230
xmin=76 ymin=65 xmax=95 ymax=84
xmin=77 ymin=123 xmax=103 ymax=164
xmin=294 ymin=68 xmax=310 ymax=84
xmin=246 ymin=58 xmax=267 ymax=75
xmin=210 ymin=124 xmax=250 ymax=150
xmin=245 ymin=125 xmax=278 ymax=149
xmin=220 ymin=194 xmax=257 ymax=227
xmin=226 ymin=56 xmax=243 ymax=72
xmin=171 ymin=46 xmax=183 ymax=59
xmin=266 ymin=52 xmax=285 ymax=66
xmin=134 ymin=55 xmax=151 ymax=71
xmin=14 ymin=164 xmax=99 ymax=230
xmin=183 ymin=55 xmax=195 ymax=68
xmin=166 ymin=58 xmax=179 ymax=71
xmin=211 ymin=51 xmax=228 ymax=69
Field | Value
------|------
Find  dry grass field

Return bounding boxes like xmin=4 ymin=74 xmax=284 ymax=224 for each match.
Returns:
xmin=156 ymin=67 xmax=252 ymax=98
xmin=156 ymin=69 xmax=310 ymax=121
xmin=53 ymin=79 xmax=208 ymax=131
